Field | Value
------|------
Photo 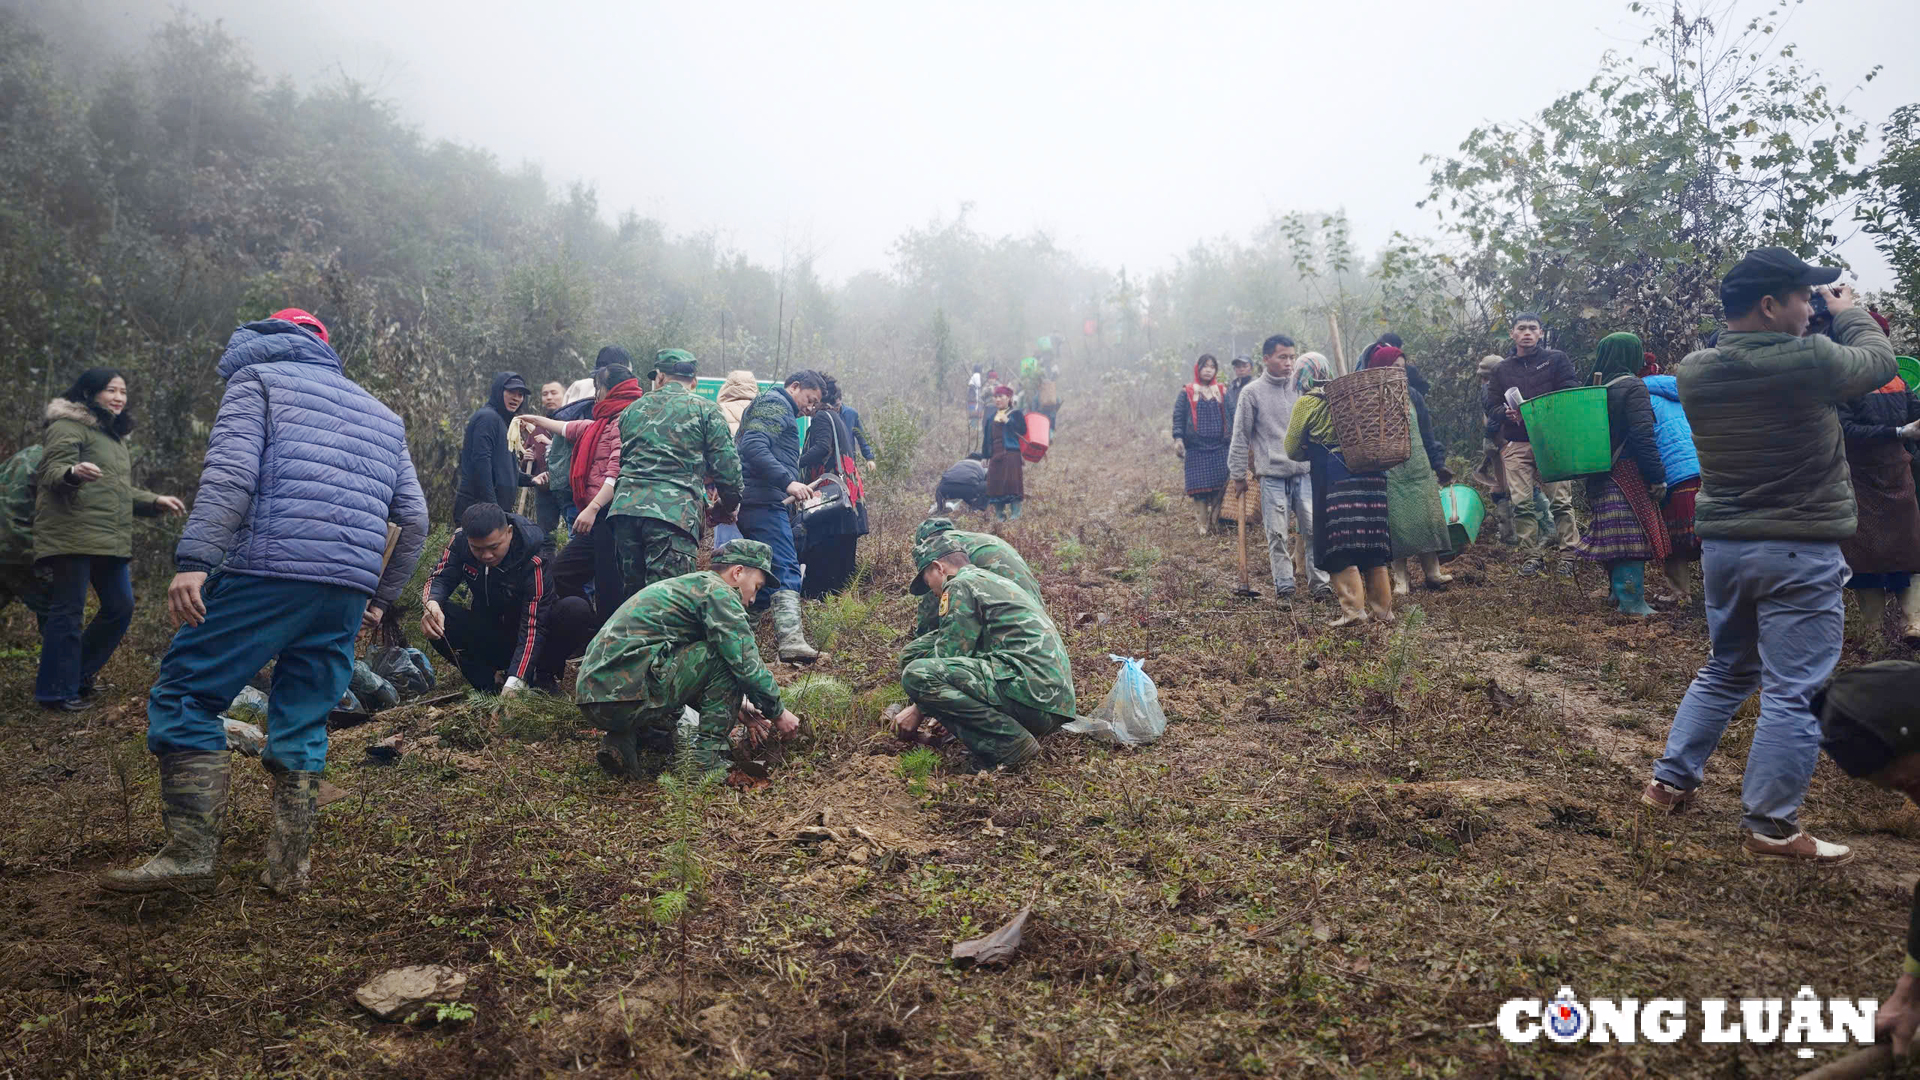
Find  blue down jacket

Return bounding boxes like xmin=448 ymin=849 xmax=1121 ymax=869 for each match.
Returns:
xmin=1641 ymin=376 xmax=1700 ymax=485
xmin=175 ymin=320 xmax=430 ymax=604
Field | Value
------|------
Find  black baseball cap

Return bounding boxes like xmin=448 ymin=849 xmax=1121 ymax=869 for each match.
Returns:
xmin=1231 ymin=355 xmax=1253 ymax=368
xmin=1720 ymin=246 xmax=1841 ymax=312
xmin=501 ymin=374 xmax=529 ymax=393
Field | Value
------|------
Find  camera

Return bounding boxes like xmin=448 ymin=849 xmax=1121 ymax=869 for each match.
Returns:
xmin=1807 ymin=286 xmax=1834 ymax=339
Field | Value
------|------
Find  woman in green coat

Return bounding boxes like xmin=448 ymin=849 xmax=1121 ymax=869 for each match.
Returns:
xmin=34 ymin=369 xmax=184 ymax=711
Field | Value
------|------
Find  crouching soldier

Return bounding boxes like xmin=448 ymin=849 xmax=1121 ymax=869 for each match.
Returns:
xmin=894 ymin=534 xmax=1076 ymax=772
xmin=421 ymin=502 xmax=591 ymax=695
xmin=909 ymin=517 xmax=1042 ymax=638
xmin=574 ymin=539 xmax=799 ymax=781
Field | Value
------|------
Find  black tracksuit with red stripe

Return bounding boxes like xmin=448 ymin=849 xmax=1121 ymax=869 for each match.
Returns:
xmin=423 ymin=515 xmax=584 ymax=690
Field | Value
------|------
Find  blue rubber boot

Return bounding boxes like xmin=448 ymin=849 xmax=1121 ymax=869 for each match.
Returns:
xmin=1610 ymin=561 xmax=1654 ymax=616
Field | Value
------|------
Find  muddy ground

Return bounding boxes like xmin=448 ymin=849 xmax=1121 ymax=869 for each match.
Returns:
xmin=4 ymin=391 xmax=1919 ymax=1078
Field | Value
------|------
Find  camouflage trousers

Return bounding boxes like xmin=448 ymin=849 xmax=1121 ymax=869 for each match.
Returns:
xmin=578 ymin=640 xmax=740 ymax=771
xmin=613 ymin=516 xmax=698 ymax=597
xmin=0 ymin=563 xmax=49 ymax=624
xmin=900 ymin=657 xmax=1065 ymax=771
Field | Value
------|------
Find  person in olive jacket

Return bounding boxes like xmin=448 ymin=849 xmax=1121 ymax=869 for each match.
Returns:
xmin=33 ymin=368 xmax=185 ymax=710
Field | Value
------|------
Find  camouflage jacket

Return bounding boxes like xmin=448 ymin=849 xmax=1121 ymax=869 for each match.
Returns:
xmin=575 ymin=570 xmax=783 ymax=715
xmin=913 ymin=530 xmax=1042 ymax=635
xmin=607 ymin=383 xmax=743 ymax=536
xmin=0 ymin=445 xmax=43 ymax=566
xmin=907 ymin=565 xmax=1075 ymax=717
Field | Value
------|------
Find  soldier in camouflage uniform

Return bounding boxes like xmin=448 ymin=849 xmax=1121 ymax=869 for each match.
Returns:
xmin=909 ymin=517 xmax=1041 ymax=637
xmin=0 ymin=444 xmax=50 ymax=624
xmin=608 ymin=349 xmax=743 ymax=596
xmin=894 ymin=534 xmax=1077 ymax=771
xmin=574 ymin=539 xmax=799 ymax=781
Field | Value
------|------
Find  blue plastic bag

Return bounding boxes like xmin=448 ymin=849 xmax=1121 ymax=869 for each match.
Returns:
xmin=1061 ymin=655 xmax=1167 ymax=745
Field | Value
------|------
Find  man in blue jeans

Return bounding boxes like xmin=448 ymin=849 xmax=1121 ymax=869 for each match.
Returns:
xmin=99 ymin=310 xmax=429 ymax=898
xmin=1640 ymin=249 xmax=1894 ymax=865
xmin=734 ymin=369 xmax=824 ymax=662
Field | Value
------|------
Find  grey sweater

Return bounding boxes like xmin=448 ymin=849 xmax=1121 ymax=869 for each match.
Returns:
xmin=1227 ymin=373 xmax=1309 ymax=480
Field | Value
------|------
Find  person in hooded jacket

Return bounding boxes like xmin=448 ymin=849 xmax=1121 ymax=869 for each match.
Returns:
xmin=544 ymin=377 xmax=598 ymax=529
xmin=717 ymin=370 xmax=760 ymax=437
xmin=33 ymin=368 xmax=187 ymax=710
xmin=101 ymin=308 xmax=430 ymax=898
xmin=1641 ymin=360 xmax=1703 ymax=603
xmin=519 ymin=359 xmax=643 ymax=622
xmin=421 ymin=502 xmax=589 ymax=694
xmin=453 ymin=371 xmax=533 ymax=521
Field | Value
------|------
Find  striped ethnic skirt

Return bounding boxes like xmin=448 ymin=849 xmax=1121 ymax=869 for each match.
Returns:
xmin=1662 ymin=476 xmax=1701 ymax=560
xmin=1310 ymin=444 xmax=1392 ymax=573
xmin=1576 ymin=459 xmax=1671 ymax=563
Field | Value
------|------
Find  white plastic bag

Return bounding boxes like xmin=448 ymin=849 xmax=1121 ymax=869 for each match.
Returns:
xmin=1061 ymin=655 xmax=1168 ymax=745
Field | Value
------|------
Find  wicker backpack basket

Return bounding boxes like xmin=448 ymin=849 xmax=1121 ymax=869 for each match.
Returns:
xmin=1325 ymin=366 xmax=1412 ymax=473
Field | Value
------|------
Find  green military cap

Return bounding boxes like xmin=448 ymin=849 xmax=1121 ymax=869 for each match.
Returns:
xmin=913 ymin=517 xmax=957 ymax=544
xmin=910 ymin=533 xmax=968 ymax=595
xmin=712 ymin=539 xmax=774 ymax=576
xmin=655 ymin=349 xmax=698 ymax=378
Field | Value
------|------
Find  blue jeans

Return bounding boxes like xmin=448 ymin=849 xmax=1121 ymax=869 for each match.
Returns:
xmin=712 ymin=522 xmax=743 ymax=549
xmin=1259 ymin=474 xmax=1328 ymax=593
xmin=147 ymin=573 xmax=367 ymax=771
xmin=1651 ymin=539 xmax=1847 ymax=836
xmin=35 ymin=555 xmax=134 ymax=704
xmin=737 ymin=503 xmax=803 ymax=598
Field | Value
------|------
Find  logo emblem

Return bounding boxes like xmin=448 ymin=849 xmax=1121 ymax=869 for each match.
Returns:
xmin=1543 ymin=987 xmax=1590 ymax=1043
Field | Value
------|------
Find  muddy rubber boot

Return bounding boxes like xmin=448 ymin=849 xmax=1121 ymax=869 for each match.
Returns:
xmin=1364 ymin=565 xmax=1395 ymax=624
xmin=1852 ymin=587 xmax=1888 ymax=648
xmin=1327 ymin=567 xmax=1368 ymax=628
xmin=1902 ymin=587 xmax=1920 ymax=647
xmin=770 ymin=589 xmax=820 ymax=663
xmin=596 ymin=729 xmax=641 ymax=779
xmin=259 ymin=760 xmax=319 ymax=897
xmin=1662 ymin=555 xmax=1693 ymax=605
xmin=1609 ymin=561 xmax=1655 ymax=617
xmin=1419 ymin=551 xmax=1453 ymax=587
xmin=100 ymin=751 xmax=229 ymax=895
xmin=1493 ymin=496 xmax=1517 ymax=545
xmin=1390 ymin=561 xmax=1411 ymax=597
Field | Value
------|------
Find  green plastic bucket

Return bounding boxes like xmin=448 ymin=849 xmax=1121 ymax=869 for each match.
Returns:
xmin=1519 ymin=386 xmax=1612 ymax=482
xmin=1898 ymin=357 xmax=1920 ymax=392
xmin=1440 ymin=484 xmax=1485 ymax=550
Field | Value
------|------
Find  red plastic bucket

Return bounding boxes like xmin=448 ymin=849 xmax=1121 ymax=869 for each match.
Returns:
xmin=1019 ymin=413 xmax=1051 ymax=462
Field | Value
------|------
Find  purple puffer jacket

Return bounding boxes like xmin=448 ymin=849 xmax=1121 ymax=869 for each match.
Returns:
xmin=175 ymin=319 xmax=430 ymax=605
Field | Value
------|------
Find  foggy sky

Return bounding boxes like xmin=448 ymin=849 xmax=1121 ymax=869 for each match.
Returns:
xmin=60 ymin=0 xmax=1920 ymax=289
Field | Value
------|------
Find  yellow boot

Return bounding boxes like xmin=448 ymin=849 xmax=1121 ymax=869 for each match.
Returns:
xmin=1365 ymin=565 xmax=1395 ymax=624
xmin=1419 ymin=551 xmax=1453 ymax=587
xmin=1327 ymin=567 xmax=1368 ymax=627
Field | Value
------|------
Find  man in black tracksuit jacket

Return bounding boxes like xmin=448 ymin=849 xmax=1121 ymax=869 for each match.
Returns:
xmin=421 ymin=504 xmax=591 ymax=694
xmin=453 ymin=372 xmax=534 ymax=522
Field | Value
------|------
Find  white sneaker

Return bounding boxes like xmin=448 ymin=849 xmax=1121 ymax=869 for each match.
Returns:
xmin=1743 ymin=830 xmax=1854 ymax=866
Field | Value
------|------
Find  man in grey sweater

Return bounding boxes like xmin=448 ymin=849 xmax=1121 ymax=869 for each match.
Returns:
xmin=1228 ymin=334 xmax=1330 ymax=600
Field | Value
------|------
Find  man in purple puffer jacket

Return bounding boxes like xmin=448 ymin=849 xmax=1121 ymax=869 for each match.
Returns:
xmin=101 ymin=309 xmax=430 ymax=899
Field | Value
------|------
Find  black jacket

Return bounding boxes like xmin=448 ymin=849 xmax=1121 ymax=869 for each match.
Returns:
xmin=1171 ymin=385 xmax=1232 ymax=452
xmin=1839 ymin=382 xmax=1920 ymax=443
xmin=1486 ymin=348 xmax=1579 ymax=443
xmin=976 ymin=408 xmax=1028 ymax=460
xmin=799 ymin=406 xmax=868 ymax=538
xmin=1590 ymin=376 xmax=1665 ymax=495
xmin=454 ymin=372 xmax=532 ymax=518
xmin=424 ymin=514 xmax=555 ymax=683
xmin=736 ymin=387 xmax=802 ymax=507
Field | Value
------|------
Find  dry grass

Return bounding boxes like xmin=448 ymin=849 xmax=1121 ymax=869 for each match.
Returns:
xmin=2 ymin=394 xmax=1918 ymax=1078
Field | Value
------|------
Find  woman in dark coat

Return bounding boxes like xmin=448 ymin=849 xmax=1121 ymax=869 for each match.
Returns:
xmin=797 ymin=374 xmax=869 ymax=598
xmin=1572 ymin=333 xmax=1668 ymax=616
xmin=976 ymin=384 xmax=1026 ymax=521
xmin=1838 ymin=375 xmax=1920 ymax=647
xmin=1283 ymin=353 xmax=1393 ymax=627
xmin=1171 ymin=354 xmax=1232 ymax=535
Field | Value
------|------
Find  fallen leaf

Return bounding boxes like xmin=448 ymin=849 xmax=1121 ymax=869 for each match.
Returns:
xmin=952 ymin=906 xmax=1031 ymax=967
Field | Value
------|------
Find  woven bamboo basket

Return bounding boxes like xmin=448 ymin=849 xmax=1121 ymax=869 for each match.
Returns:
xmin=1325 ymin=366 xmax=1411 ymax=473
xmin=1216 ymin=483 xmax=1263 ymax=526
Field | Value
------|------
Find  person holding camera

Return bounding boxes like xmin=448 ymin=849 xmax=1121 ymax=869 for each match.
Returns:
xmin=1639 ymin=248 xmax=1894 ymax=865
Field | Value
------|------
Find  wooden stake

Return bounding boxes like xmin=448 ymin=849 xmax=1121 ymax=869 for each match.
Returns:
xmin=1327 ymin=312 xmax=1347 ymax=375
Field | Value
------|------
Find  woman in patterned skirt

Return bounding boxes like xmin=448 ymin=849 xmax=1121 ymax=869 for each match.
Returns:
xmin=1838 ymin=374 xmax=1920 ymax=648
xmin=1572 ymin=333 xmax=1668 ymax=615
xmin=1284 ymin=352 xmax=1393 ymax=627
xmin=1642 ymin=356 xmax=1702 ymax=604
xmin=977 ymin=385 xmax=1027 ymax=521
xmin=1171 ymin=354 xmax=1232 ymax=535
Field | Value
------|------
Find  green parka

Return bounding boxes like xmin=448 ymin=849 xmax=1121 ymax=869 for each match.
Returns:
xmin=33 ymin=398 xmax=163 ymax=561
xmin=1677 ymin=306 xmax=1895 ymax=542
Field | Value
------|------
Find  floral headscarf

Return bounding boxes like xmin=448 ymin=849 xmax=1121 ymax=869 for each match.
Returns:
xmin=1292 ymin=351 xmax=1331 ymax=394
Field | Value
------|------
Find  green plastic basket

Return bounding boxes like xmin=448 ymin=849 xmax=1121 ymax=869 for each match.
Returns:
xmin=1898 ymin=356 xmax=1920 ymax=392
xmin=1519 ymin=386 xmax=1612 ymax=482
xmin=1440 ymin=484 xmax=1485 ymax=550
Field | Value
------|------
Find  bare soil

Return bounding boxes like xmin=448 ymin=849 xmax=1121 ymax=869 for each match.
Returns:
xmin=4 ymin=393 xmax=1919 ymax=1078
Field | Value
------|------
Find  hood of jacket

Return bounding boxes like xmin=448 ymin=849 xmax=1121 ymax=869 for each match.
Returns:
xmin=552 ymin=398 xmax=595 ymax=423
xmin=719 ymin=371 xmax=760 ymax=402
xmin=1643 ymin=374 xmax=1680 ymax=403
xmin=489 ymin=371 xmax=525 ymax=420
xmin=218 ymin=319 xmax=344 ymax=382
xmin=44 ymin=398 xmax=99 ymax=430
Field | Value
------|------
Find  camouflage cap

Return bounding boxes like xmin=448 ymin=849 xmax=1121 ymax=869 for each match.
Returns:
xmin=655 ymin=349 xmax=698 ymax=377
xmin=913 ymin=517 xmax=957 ymax=544
xmin=910 ymin=533 xmax=968 ymax=595
xmin=712 ymin=539 xmax=774 ymax=576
